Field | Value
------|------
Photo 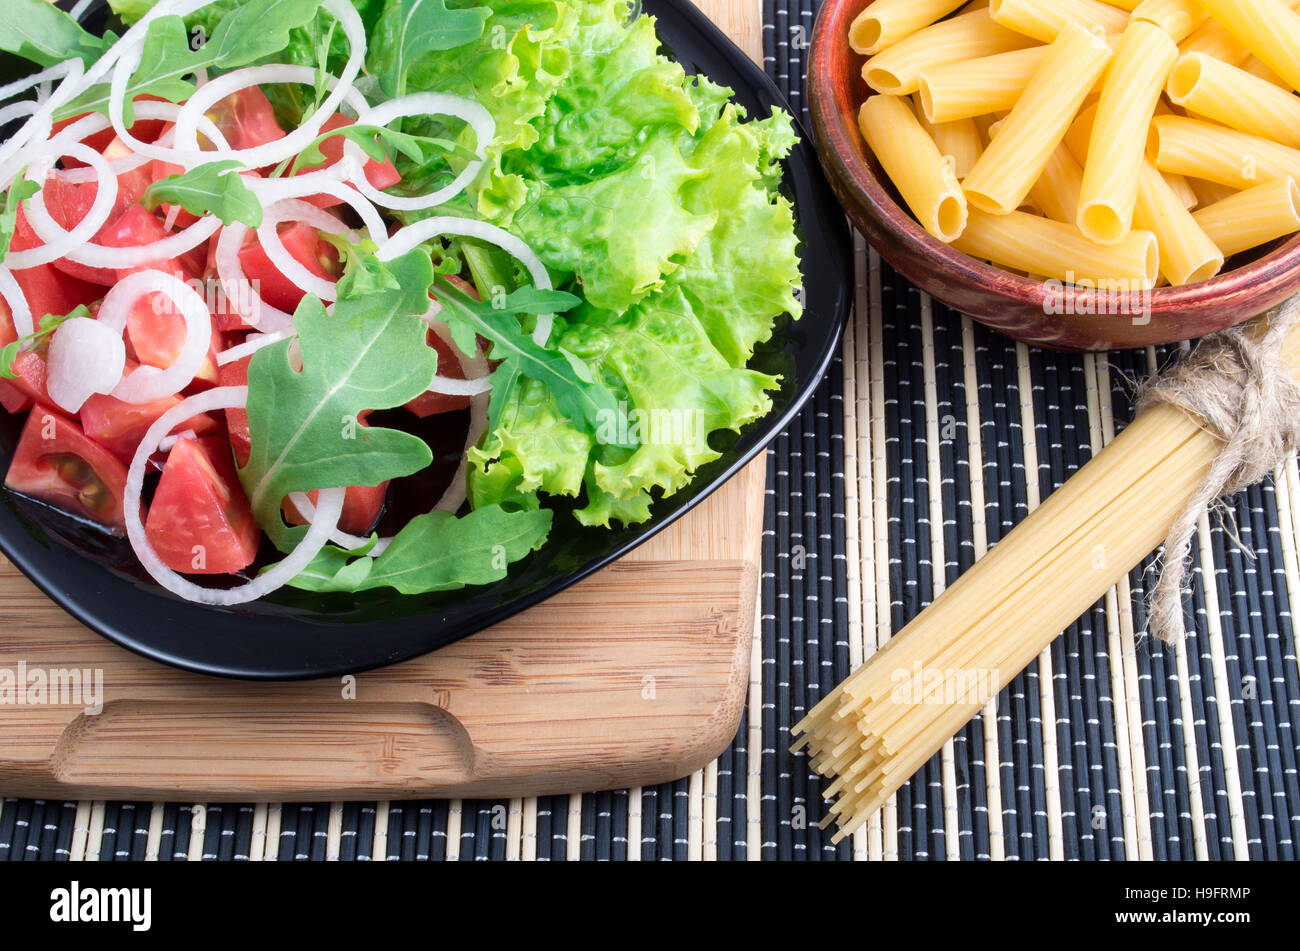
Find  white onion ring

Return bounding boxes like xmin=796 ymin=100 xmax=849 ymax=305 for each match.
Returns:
xmin=44 ymin=213 xmax=221 ymax=270
xmin=213 ymin=221 xmax=295 ymax=334
xmin=6 ymin=143 xmax=118 ymax=269
xmin=248 ymin=169 xmax=385 ymax=241
xmin=165 ymin=0 xmax=366 ymax=169
xmin=256 ymin=199 xmax=348 ymax=302
xmin=0 ymin=267 xmax=34 ymax=340
xmin=124 ymin=384 xmax=346 ymax=605
xmin=0 ymin=59 xmax=82 ymax=189
xmin=54 ymin=105 xmax=231 ymax=185
xmin=343 ymin=92 xmax=495 ymax=211
xmin=0 ymin=62 xmax=76 ymax=104
xmin=97 ymin=269 xmax=213 ymax=402
xmin=45 ymin=316 xmax=126 ymax=413
xmin=216 ymin=330 xmax=289 ymax=366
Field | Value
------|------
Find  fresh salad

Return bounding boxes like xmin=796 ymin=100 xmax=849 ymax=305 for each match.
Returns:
xmin=0 ymin=0 xmax=802 ymax=606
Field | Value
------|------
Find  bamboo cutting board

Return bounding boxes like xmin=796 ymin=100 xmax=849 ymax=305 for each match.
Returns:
xmin=0 ymin=0 xmax=767 ymax=801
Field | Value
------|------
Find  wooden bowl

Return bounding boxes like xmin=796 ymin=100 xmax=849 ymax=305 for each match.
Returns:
xmin=807 ymin=0 xmax=1300 ymax=351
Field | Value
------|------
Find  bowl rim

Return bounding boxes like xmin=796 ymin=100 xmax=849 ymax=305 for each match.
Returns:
xmin=807 ymin=0 xmax=1300 ymax=324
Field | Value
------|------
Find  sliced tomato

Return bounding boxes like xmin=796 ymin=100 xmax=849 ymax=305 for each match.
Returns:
xmin=217 ymin=355 xmax=252 ymax=465
xmin=144 ymin=434 xmax=259 ymax=574
xmin=40 ymin=139 xmax=156 ymax=285
xmin=4 ymin=409 xmax=128 ymax=531
xmin=121 ymin=285 xmax=222 ymax=388
xmin=81 ymin=392 xmax=217 ymax=464
xmin=282 ymin=483 xmax=388 ymax=537
xmin=50 ymin=98 xmax=168 ymax=164
xmin=236 ymin=221 xmax=340 ymax=314
xmin=295 ymin=113 xmax=401 ymax=208
xmin=3 ymin=253 xmax=103 ymax=328
xmin=203 ymin=87 xmax=285 ymax=153
xmin=404 ymin=329 xmax=472 ymax=417
xmin=99 ymin=203 xmax=204 ymax=280
xmin=149 ymin=157 xmax=199 ymax=229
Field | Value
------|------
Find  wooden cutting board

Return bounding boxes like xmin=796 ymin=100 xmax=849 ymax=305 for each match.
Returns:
xmin=0 ymin=0 xmax=766 ymax=802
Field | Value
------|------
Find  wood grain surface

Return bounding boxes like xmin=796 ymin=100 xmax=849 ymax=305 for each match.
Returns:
xmin=0 ymin=0 xmax=768 ymax=801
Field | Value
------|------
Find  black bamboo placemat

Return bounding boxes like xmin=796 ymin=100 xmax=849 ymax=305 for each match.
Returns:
xmin=2 ymin=0 xmax=1298 ymax=861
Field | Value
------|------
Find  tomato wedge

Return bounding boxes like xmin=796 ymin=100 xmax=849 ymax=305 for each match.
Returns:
xmin=236 ymin=221 xmax=340 ymax=314
xmin=98 ymin=205 xmax=220 ymax=386
xmin=295 ymin=113 xmax=401 ymax=208
xmin=217 ymin=355 xmax=252 ymax=465
xmin=404 ymin=329 xmax=472 ymax=417
xmin=81 ymin=392 xmax=217 ymax=464
xmin=144 ymin=434 xmax=259 ymax=574
xmin=4 ymin=409 xmax=129 ymax=531
xmin=203 ymin=87 xmax=285 ymax=152
xmin=50 ymin=98 xmax=168 ymax=163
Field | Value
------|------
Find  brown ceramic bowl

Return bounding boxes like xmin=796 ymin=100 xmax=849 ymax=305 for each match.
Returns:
xmin=808 ymin=0 xmax=1300 ymax=350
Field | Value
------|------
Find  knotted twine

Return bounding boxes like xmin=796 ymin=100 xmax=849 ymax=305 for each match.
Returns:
xmin=1135 ymin=295 xmax=1300 ymax=643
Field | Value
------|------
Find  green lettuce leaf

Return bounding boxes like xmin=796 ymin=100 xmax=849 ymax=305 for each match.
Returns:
xmin=142 ymin=160 xmax=262 ymax=227
xmin=371 ymin=0 xmax=490 ymax=99
xmin=0 ymin=0 xmax=109 ymax=68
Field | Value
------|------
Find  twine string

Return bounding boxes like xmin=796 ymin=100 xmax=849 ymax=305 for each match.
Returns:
xmin=1136 ymin=296 xmax=1300 ymax=643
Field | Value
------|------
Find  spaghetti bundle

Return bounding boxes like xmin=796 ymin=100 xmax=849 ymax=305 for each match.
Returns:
xmin=794 ymin=314 xmax=1300 ymax=842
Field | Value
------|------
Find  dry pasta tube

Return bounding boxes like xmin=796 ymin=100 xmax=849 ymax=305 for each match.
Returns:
xmin=916 ymin=107 xmax=984 ymax=179
xmin=861 ymin=7 xmax=1036 ymax=95
xmin=1168 ymin=54 xmax=1300 ymax=149
xmin=1077 ymin=22 xmax=1179 ymax=244
xmin=1149 ymin=115 xmax=1300 ymax=189
xmin=918 ymin=46 xmax=1049 ymax=123
xmin=849 ymin=0 xmax=968 ymax=56
xmin=1132 ymin=0 xmax=1207 ymax=42
xmin=1029 ymin=143 xmax=1084 ymax=222
xmin=859 ymin=95 xmax=968 ymax=241
xmin=1192 ymin=177 xmax=1300 ymax=256
xmin=1189 ymin=177 xmax=1240 ymax=206
xmin=989 ymin=0 xmax=1129 ymax=43
xmin=962 ymin=24 xmax=1111 ymax=215
xmin=1197 ymin=0 xmax=1300 ymax=92
xmin=953 ymin=206 xmax=1159 ymax=288
xmin=1133 ymin=159 xmax=1224 ymax=285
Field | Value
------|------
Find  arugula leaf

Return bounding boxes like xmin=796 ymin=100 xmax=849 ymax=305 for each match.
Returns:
xmin=142 ymin=160 xmax=262 ymax=227
xmin=0 ymin=305 xmax=91 ymax=379
xmin=323 ymin=236 xmax=402 ymax=298
xmin=286 ymin=505 xmax=552 ymax=593
xmin=431 ymin=278 xmax=632 ymax=446
xmin=239 ymin=251 xmax=441 ymax=551
xmin=204 ymin=0 xmax=320 ymax=68
xmin=0 ymin=179 xmax=39 ymax=266
xmin=58 ymin=15 xmax=206 ymax=125
xmin=372 ymin=0 xmax=491 ymax=99
xmin=0 ymin=0 xmax=108 ymax=68
xmin=290 ymin=123 xmax=475 ymax=178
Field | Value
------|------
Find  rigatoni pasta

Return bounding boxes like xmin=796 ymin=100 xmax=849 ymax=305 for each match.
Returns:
xmin=962 ymin=23 xmax=1112 ymax=215
xmin=1168 ymin=54 xmax=1300 ymax=148
xmin=988 ymin=0 xmax=1130 ymax=42
xmin=1193 ymin=178 xmax=1300 ymax=255
xmin=1077 ymin=22 xmax=1179 ymax=244
xmin=1149 ymin=115 xmax=1300 ymax=188
xmin=861 ymin=8 xmax=1034 ymax=95
xmin=1132 ymin=0 xmax=1208 ymax=41
xmin=917 ymin=46 xmax=1050 ymax=123
xmin=844 ymin=0 xmax=1300 ymax=297
xmin=1195 ymin=0 xmax=1300 ymax=92
xmin=953 ymin=207 xmax=1159 ymax=287
xmin=1133 ymin=159 xmax=1225 ymax=284
xmin=858 ymin=95 xmax=968 ymax=241
xmin=849 ymin=0 xmax=969 ymax=55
